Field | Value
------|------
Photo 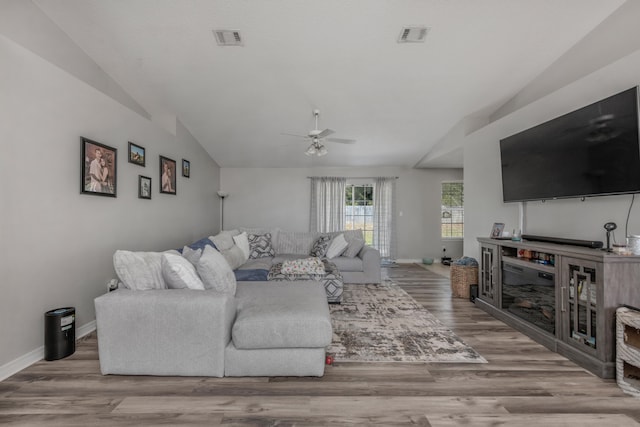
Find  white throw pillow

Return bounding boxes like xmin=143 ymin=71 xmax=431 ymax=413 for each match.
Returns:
xmin=325 ymin=234 xmax=349 ymax=259
xmin=161 ymin=253 xmax=205 ymax=290
xmin=232 ymin=232 xmax=250 ymax=262
xmin=113 ymin=250 xmax=178 ymax=291
xmin=196 ymin=246 xmax=237 ymax=295
xmin=182 ymin=246 xmax=202 ymax=265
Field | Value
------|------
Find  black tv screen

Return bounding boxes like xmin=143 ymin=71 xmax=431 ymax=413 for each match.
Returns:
xmin=500 ymin=87 xmax=640 ymax=202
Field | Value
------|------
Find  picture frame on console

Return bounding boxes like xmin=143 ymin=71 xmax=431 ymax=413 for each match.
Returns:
xmin=80 ymin=137 xmax=117 ymax=197
xmin=138 ymin=175 xmax=151 ymax=200
xmin=159 ymin=156 xmax=177 ymax=195
xmin=490 ymin=222 xmax=505 ymax=238
xmin=128 ymin=142 xmax=145 ymax=167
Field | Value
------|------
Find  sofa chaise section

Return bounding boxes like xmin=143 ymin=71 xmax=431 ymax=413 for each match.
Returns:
xmin=225 ymin=281 xmax=332 ymax=377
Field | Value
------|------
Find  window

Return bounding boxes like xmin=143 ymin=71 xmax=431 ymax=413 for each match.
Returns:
xmin=441 ymin=181 xmax=464 ymax=239
xmin=345 ymin=184 xmax=374 ymax=245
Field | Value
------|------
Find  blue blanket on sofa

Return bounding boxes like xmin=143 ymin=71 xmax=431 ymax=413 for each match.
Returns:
xmin=234 ymin=269 xmax=269 ymax=282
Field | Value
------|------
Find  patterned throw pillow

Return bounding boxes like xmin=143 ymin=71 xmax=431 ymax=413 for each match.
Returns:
xmin=248 ymin=233 xmax=275 ymax=259
xmin=310 ymin=234 xmax=332 ymax=257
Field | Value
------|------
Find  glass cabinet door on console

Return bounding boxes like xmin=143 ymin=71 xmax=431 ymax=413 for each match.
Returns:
xmin=480 ymin=244 xmax=498 ymax=306
xmin=560 ymin=257 xmax=602 ymax=357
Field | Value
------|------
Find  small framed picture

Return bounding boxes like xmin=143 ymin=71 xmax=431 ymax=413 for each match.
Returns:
xmin=81 ymin=137 xmax=117 ymax=197
xmin=138 ymin=175 xmax=152 ymax=199
xmin=159 ymin=155 xmax=177 ymax=195
xmin=182 ymin=159 xmax=190 ymax=178
xmin=491 ymin=222 xmax=505 ymax=238
xmin=128 ymin=142 xmax=145 ymax=167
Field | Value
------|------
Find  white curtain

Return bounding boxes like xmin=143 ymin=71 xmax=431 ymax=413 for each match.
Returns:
xmin=373 ymin=177 xmax=397 ymax=260
xmin=309 ymin=177 xmax=346 ymax=233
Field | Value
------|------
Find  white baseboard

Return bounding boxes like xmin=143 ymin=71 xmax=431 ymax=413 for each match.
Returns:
xmin=77 ymin=320 xmax=97 ymax=339
xmin=397 ymin=259 xmax=446 ymax=264
xmin=0 ymin=320 xmax=96 ymax=382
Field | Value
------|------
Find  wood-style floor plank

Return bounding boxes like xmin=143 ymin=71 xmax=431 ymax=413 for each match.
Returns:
xmin=1 ymin=263 xmax=638 ymax=426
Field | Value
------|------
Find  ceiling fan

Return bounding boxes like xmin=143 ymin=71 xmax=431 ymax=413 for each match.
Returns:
xmin=282 ymin=109 xmax=356 ymax=156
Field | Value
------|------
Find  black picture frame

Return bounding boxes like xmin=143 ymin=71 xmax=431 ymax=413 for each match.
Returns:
xmin=182 ymin=159 xmax=190 ymax=178
xmin=81 ymin=137 xmax=117 ymax=197
xmin=138 ymin=175 xmax=152 ymax=199
xmin=159 ymin=155 xmax=177 ymax=195
xmin=128 ymin=141 xmax=145 ymax=167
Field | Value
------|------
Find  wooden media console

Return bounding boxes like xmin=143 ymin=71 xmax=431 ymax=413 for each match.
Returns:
xmin=478 ymin=237 xmax=640 ymax=378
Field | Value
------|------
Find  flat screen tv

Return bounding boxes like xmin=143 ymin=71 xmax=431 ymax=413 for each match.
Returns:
xmin=500 ymin=87 xmax=640 ymax=202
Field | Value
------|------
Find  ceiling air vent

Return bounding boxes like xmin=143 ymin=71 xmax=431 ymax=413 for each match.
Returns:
xmin=398 ymin=27 xmax=429 ymax=43
xmin=213 ymin=29 xmax=243 ymax=46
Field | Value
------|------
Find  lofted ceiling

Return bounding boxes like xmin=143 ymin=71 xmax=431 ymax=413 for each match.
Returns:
xmin=34 ymin=0 xmax=625 ymax=168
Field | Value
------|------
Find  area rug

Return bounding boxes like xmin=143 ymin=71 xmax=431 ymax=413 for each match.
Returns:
xmin=328 ymin=281 xmax=486 ymax=363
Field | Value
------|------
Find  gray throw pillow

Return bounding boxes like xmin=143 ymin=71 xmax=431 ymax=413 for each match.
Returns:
xmin=310 ymin=234 xmax=332 ymax=257
xmin=248 ymin=233 xmax=275 ymax=259
xmin=196 ymin=246 xmax=237 ymax=295
xmin=343 ymin=238 xmax=365 ymax=258
xmin=221 ymin=245 xmax=246 ymax=270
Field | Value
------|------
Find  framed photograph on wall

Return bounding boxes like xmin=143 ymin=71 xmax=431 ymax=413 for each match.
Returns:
xmin=182 ymin=159 xmax=190 ymax=178
xmin=81 ymin=137 xmax=117 ymax=197
xmin=138 ymin=175 xmax=152 ymax=199
xmin=128 ymin=142 xmax=145 ymax=167
xmin=490 ymin=222 xmax=505 ymax=238
xmin=159 ymin=155 xmax=177 ymax=195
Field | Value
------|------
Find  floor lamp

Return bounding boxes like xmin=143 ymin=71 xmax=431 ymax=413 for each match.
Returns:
xmin=217 ymin=191 xmax=229 ymax=231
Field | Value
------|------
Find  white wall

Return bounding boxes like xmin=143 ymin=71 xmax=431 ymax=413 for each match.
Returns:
xmin=221 ymin=166 xmax=463 ymax=261
xmin=0 ymin=34 xmax=220 ymax=372
xmin=491 ymin=0 xmax=640 ymax=122
xmin=0 ymin=0 xmax=149 ymax=119
xmin=464 ymin=49 xmax=640 ymax=261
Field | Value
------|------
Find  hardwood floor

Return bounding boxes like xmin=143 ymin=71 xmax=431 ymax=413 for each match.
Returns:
xmin=1 ymin=263 xmax=639 ymax=426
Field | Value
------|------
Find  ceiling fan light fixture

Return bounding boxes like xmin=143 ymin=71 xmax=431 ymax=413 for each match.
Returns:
xmin=305 ymin=145 xmax=317 ymax=156
xmin=283 ymin=109 xmax=353 ymax=156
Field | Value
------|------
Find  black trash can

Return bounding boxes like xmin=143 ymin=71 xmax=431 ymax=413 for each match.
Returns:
xmin=44 ymin=307 xmax=76 ymax=361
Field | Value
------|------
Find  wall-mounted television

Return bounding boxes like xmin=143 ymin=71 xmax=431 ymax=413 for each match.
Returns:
xmin=500 ymin=87 xmax=640 ymax=202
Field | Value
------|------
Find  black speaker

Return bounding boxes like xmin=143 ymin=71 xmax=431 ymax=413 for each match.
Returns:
xmin=469 ymin=285 xmax=478 ymax=303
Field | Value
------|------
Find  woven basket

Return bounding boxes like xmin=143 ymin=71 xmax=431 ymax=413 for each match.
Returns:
xmin=451 ymin=264 xmax=479 ymax=299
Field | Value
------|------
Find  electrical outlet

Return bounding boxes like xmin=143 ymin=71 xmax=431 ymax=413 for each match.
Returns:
xmin=107 ymin=279 xmax=119 ymax=292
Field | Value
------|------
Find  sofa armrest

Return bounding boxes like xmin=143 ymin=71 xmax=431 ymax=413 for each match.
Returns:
xmin=95 ymin=289 xmax=236 ymax=377
xmin=359 ymin=245 xmax=381 ymax=280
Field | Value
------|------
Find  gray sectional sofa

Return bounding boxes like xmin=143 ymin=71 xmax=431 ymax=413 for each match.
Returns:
xmin=94 ymin=228 xmax=381 ymax=378
xmin=95 ymin=280 xmax=332 ymax=377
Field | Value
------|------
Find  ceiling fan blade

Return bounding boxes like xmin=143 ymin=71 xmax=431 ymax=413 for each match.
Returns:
xmin=316 ymin=128 xmax=335 ymax=138
xmin=281 ymin=132 xmax=310 ymax=139
xmin=326 ymin=137 xmax=356 ymax=144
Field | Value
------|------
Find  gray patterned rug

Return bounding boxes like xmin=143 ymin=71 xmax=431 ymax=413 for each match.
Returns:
xmin=328 ymin=281 xmax=486 ymax=363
